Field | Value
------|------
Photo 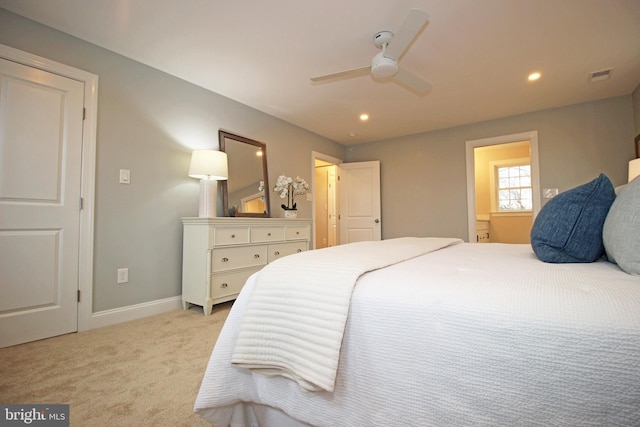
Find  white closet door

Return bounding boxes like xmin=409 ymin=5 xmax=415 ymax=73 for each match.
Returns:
xmin=0 ymin=57 xmax=84 ymax=348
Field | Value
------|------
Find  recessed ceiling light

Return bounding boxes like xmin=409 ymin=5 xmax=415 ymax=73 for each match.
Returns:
xmin=528 ymin=72 xmax=541 ymax=81
xmin=359 ymin=114 xmax=369 ymax=121
xmin=348 ymin=132 xmax=357 ymax=137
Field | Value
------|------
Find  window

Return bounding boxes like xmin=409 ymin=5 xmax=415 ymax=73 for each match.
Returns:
xmin=496 ymin=163 xmax=532 ymax=211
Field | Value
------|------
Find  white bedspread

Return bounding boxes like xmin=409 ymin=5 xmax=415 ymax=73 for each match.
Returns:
xmin=231 ymin=237 xmax=462 ymax=392
xmin=195 ymin=243 xmax=640 ymax=426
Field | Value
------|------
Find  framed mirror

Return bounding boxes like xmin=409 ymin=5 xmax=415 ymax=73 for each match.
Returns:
xmin=219 ymin=130 xmax=270 ymax=217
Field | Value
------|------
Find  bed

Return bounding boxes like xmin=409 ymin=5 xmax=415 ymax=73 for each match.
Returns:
xmin=194 ymin=174 xmax=640 ymax=426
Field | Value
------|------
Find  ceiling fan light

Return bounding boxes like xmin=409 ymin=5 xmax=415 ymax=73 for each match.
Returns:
xmin=371 ymin=53 xmax=398 ymax=78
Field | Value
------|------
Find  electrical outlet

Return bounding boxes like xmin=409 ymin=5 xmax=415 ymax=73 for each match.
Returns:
xmin=117 ymin=268 xmax=129 ymax=284
xmin=306 ymin=193 xmax=313 ymax=201
xmin=543 ymin=188 xmax=559 ymax=199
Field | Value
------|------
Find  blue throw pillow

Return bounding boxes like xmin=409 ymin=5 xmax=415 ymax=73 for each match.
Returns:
xmin=530 ymin=174 xmax=615 ymax=263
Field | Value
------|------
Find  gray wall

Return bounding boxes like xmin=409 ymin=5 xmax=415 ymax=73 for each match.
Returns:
xmin=346 ymin=96 xmax=635 ymax=241
xmin=0 ymin=9 xmax=345 ymax=312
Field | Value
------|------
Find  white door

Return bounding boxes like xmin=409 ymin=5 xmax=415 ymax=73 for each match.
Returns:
xmin=0 ymin=58 xmax=85 ymax=348
xmin=338 ymin=161 xmax=381 ymax=244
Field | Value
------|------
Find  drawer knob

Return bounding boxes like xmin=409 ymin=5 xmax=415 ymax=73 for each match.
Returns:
xmin=274 ymin=251 xmax=280 ymax=256
xmin=222 ymin=257 xmax=229 ymax=262
xmin=254 ymin=254 xmax=260 ymax=258
xmin=296 ymin=231 xmax=300 ymax=235
xmin=297 ymin=249 xmax=302 ymax=253
xmin=231 ymin=234 xmax=236 ymax=238
xmin=220 ymin=283 xmax=228 ymax=288
xmin=267 ymin=232 xmax=272 ymax=236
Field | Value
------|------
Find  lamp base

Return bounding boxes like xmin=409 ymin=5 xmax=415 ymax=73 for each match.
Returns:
xmin=198 ymin=179 xmax=218 ymax=217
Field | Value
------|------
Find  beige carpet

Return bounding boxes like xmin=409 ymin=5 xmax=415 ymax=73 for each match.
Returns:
xmin=0 ymin=302 xmax=232 ymax=426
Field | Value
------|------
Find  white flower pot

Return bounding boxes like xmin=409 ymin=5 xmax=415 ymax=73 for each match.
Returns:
xmin=284 ymin=210 xmax=298 ymax=219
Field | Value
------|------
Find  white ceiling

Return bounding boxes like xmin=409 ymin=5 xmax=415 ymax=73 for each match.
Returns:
xmin=1 ymin=0 xmax=639 ymax=145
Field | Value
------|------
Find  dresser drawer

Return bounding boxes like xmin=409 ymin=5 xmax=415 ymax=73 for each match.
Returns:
xmin=251 ymin=226 xmax=285 ymax=243
xmin=212 ymin=245 xmax=267 ymax=271
xmin=285 ymin=225 xmax=309 ymax=240
xmin=211 ymin=269 xmax=257 ymax=300
xmin=268 ymin=241 xmax=307 ymax=262
xmin=214 ymin=227 xmax=250 ymax=246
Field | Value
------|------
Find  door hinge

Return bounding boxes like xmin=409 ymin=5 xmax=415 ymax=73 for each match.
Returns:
xmin=77 ymin=290 xmax=81 ymax=302
xmin=83 ymin=107 xmax=86 ymax=120
xmin=80 ymin=197 xmax=84 ymax=210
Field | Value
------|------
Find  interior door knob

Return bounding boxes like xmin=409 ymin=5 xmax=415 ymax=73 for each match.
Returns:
xmin=375 ymin=219 xmax=380 ymax=223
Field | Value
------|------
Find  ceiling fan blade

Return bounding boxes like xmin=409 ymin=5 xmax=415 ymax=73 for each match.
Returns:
xmin=385 ymin=9 xmax=429 ymax=62
xmin=394 ymin=67 xmax=432 ymax=95
xmin=311 ymin=66 xmax=371 ymax=83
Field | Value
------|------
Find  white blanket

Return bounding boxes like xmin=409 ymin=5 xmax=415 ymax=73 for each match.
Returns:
xmin=196 ymin=243 xmax=640 ymax=426
xmin=230 ymin=237 xmax=462 ymax=391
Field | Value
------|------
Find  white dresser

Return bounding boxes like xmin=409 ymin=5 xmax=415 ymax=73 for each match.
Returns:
xmin=181 ymin=217 xmax=311 ymax=315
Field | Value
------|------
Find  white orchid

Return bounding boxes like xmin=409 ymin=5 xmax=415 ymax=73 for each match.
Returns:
xmin=273 ymin=175 xmax=309 ymax=210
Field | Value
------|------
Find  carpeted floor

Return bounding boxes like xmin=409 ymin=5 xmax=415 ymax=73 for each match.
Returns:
xmin=0 ymin=302 xmax=232 ymax=426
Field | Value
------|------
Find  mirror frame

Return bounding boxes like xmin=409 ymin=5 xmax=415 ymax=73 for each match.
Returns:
xmin=219 ymin=130 xmax=270 ymax=218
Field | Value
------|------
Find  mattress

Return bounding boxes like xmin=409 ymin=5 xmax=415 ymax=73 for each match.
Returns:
xmin=195 ymin=242 xmax=640 ymax=426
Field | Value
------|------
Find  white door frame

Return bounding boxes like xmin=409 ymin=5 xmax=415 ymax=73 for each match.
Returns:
xmin=0 ymin=43 xmax=98 ymax=332
xmin=465 ymin=131 xmax=540 ymax=243
xmin=311 ymin=151 xmax=343 ymax=249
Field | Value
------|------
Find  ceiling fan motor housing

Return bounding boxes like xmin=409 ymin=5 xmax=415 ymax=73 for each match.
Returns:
xmin=371 ymin=52 xmax=398 ymax=78
xmin=373 ymin=31 xmax=394 ymax=48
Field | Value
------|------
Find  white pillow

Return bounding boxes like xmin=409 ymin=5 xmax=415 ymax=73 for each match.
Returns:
xmin=603 ymin=176 xmax=640 ymax=275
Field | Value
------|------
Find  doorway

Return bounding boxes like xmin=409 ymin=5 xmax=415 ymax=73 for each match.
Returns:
xmin=465 ymin=131 xmax=541 ymax=244
xmin=312 ymin=152 xmax=342 ymax=249
xmin=311 ymin=153 xmax=382 ymax=248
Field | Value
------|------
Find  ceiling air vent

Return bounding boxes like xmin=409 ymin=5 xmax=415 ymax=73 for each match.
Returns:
xmin=589 ymin=68 xmax=613 ymax=83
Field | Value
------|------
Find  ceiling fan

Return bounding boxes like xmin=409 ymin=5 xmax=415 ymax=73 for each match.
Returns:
xmin=311 ymin=9 xmax=431 ymax=95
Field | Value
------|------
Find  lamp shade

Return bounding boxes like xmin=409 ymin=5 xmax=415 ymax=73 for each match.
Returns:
xmin=189 ymin=150 xmax=228 ymax=180
xmin=629 ymin=158 xmax=640 ymax=182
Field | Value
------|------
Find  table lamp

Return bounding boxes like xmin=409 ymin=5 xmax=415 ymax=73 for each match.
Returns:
xmin=189 ymin=150 xmax=228 ymax=217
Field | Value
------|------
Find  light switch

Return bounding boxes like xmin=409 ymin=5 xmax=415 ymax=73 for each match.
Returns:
xmin=543 ymin=188 xmax=559 ymax=198
xmin=119 ymin=169 xmax=131 ymax=184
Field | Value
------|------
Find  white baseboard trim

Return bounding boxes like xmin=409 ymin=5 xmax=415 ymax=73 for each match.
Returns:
xmin=89 ymin=296 xmax=183 ymax=330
